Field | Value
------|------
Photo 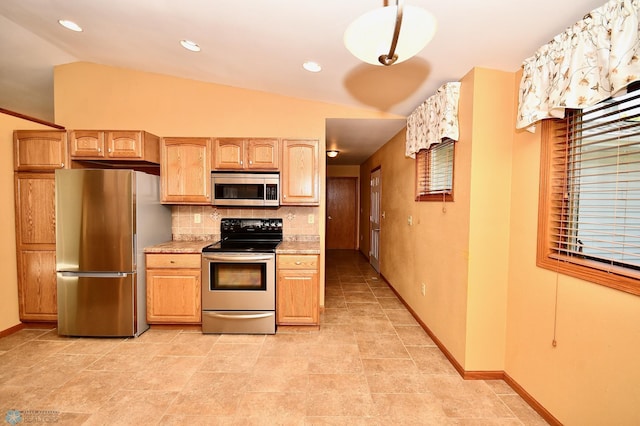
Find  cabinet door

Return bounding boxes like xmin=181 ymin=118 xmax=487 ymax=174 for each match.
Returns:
xmin=280 ymin=139 xmax=319 ymax=205
xmin=15 ymin=174 xmax=56 ymax=246
xmin=147 ymin=269 xmax=201 ymax=323
xmin=247 ymin=138 xmax=279 ymax=170
xmin=69 ymin=130 xmax=105 ymax=158
xmin=161 ymin=137 xmax=212 ymax=204
xmin=18 ymin=250 xmax=57 ymax=320
xmin=13 ymin=130 xmax=67 ymax=171
xmin=213 ymin=138 xmax=245 ymax=169
xmin=106 ymin=131 xmax=143 ymax=158
xmin=277 ymin=269 xmax=319 ymax=325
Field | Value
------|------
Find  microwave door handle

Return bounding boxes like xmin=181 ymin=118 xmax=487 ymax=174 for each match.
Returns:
xmin=205 ymin=254 xmax=274 ymax=262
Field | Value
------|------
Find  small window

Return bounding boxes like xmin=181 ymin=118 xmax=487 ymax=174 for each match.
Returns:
xmin=415 ymin=139 xmax=455 ymax=201
xmin=538 ymin=90 xmax=640 ymax=295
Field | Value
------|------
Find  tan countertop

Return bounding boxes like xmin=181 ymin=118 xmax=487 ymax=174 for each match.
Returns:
xmin=144 ymin=240 xmax=215 ymax=254
xmin=145 ymin=238 xmax=321 ymax=255
xmin=276 ymin=240 xmax=321 ymax=255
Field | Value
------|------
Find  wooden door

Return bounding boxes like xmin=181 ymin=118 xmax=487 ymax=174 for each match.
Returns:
xmin=326 ymin=177 xmax=357 ymax=249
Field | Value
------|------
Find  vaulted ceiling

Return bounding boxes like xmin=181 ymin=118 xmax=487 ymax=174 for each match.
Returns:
xmin=0 ymin=0 xmax=605 ymax=165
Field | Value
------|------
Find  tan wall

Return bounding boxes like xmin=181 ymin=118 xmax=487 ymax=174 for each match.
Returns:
xmin=327 ymin=165 xmax=360 ymax=177
xmin=465 ymin=68 xmax=514 ymax=370
xmin=360 ymin=65 xmax=640 ymax=424
xmin=53 ymin=61 xmax=401 ymax=309
xmin=0 ymin=113 xmax=55 ymax=332
xmin=506 ymin=74 xmax=640 ymax=425
xmin=360 ymin=117 xmax=472 ymax=364
xmin=360 ymin=68 xmax=514 ymax=368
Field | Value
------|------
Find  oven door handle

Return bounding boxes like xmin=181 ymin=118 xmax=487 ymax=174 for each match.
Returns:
xmin=203 ymin=254 xmax=274 ymax=262
xmin=205 ymin=312 xmax=274 ymax=320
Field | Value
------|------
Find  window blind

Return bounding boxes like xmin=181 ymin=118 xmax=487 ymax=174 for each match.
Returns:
xmin=550 ymin=91 xmax=640 ymax=271
xmin=416 ymin=139 xmax=454 ymax=200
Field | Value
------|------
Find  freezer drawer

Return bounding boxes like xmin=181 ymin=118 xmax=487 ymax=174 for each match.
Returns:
xmin=57 ymin=273 xmax=142 ymax=337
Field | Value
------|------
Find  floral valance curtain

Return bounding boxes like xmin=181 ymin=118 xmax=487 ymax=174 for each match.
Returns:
xmin=516 ymin=0 xmax=640 ymax=130
xmin=406 ymin=82 xmax=461 ymax=158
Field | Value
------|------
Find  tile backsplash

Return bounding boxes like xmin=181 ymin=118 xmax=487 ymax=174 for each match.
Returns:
xmin=172 ymin=205 xmax=319 ymax=241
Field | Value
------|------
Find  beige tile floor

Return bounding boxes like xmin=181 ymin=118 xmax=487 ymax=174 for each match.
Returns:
xmin=0 ymin=250 xmax=548 ymax=425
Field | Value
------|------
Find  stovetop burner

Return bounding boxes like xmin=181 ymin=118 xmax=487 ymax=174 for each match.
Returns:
xmin=202 ymin=218 xmax=283 ymax=253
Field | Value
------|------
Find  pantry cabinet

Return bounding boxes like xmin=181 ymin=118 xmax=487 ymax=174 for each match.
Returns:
xmin=213 ymin=138 xmax=278 ymax=170
xmin=146 ymin=253 xmax=202 ymax=323
xmin=280 ymin=139 xmax=319 ymax=205
xmin=69 ymin=130 xmax=160 ymax=163
xmin=160 ymin=137 xmax=212 ymax=204
xmin=276 ymin=254 xmax=319 ymax=325
xmin=13 ymin=171 xmax=58 ymax=321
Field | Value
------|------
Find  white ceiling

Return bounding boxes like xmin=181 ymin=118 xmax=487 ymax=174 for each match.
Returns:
xmin=0 ymin=0 xmax=605 ymax=165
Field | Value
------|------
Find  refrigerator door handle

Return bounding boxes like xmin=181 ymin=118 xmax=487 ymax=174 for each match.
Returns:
xmin=60 ymin=272 xmax=129 ymax=278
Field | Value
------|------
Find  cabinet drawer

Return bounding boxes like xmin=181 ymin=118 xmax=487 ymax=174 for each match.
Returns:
xmin=277 ymin=255 xmax=318 ymax=270
xmin=146 ymin=253 xmax=201 ymax=269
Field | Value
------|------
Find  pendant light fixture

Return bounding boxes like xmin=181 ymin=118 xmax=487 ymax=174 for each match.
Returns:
xmin=344 ymin=0 xmax=437 ymax=66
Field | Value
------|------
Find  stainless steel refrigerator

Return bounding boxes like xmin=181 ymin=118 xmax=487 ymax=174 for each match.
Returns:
xmin=55 ymin=169 xmax=171 ymax=337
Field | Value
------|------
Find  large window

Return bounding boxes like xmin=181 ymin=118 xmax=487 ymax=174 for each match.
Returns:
xmin=415 ymin=139 xmax=454 ymax=201
xmin=538 ymin=90 xmax=640 ymax=295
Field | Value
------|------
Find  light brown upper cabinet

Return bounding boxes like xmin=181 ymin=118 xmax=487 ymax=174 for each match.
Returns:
xmin=213 ymin=138 xmax=279 ymax=170
xmin=69 ymin=130 xmax=160 ymax=163
xmin=161 ymin=137 xmax=212 ymax=204
xmin=280 ymin=139 xmax=319 ymax=205
xmin=13 ymin=130 xmax=68 ymax=171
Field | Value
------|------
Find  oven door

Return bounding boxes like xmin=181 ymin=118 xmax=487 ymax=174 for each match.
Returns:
xmin=201 ymin=252 xmax=275 ymax=310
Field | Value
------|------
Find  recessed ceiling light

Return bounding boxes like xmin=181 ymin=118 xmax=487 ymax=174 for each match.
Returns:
xmin=180 ymin=39 xmax=201 ymax=52
xmin=58 ymin=19 xmax=83 ymax=32
xmin=303 ymin=61 xmax=322 ymax=73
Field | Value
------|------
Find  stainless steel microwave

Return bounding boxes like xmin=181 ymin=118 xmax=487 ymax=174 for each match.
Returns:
xmin=211 ymin=172 xmax=279 ymax=207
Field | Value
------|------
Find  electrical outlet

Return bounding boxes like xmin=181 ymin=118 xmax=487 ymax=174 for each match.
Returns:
xmin=308 ymin=214 xmax=314 ymax=224
xmin=408 ymin=215 xmax=413 ymax=226
xmin=194 ymin=213 xmax=201 ymax=224
xmin=421 ymin=282 xmax=426 ymax=296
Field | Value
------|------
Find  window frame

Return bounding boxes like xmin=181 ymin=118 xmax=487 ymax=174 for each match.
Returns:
xmin=537 ymin=119 xmax=640 ymax=296
xmin=415 ymin=139 xmax=455 ymax=202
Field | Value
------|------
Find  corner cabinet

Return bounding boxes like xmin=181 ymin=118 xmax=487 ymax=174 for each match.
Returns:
xmin=280 ymin=139 xmax=319 ymax=205
xmin=276 ymin=254 xmax=319 ymax=325
xmin=13 ymin=130 xmax=67 ymax=321
xmin=213 ymin=137 xmax=279 ymax=170
xmin=146 ymin=253 xmax=202 ymax=323
xmin=160 ymin=137 xmax=212 ymax=204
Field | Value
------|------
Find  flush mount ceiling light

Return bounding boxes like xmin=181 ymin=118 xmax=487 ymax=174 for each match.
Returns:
xmin=58 ymin=19 xmax=83 ymax=32
xmin=326 ymin=150 xmax=339 ymax=158
xmin=303 ymin=61 xmax=322 ymax=73
xmin=180 ymin=39 xmax=201 ymax=52
xmin=344 ymin=0 xmax=437 ymax=66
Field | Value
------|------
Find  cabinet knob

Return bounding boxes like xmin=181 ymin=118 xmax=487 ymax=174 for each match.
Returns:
xmin=295 ymin=261 xmax=302 ymax=265
xmin=108 ymin=148 xmax=112 ymax=153
xmin=170 ymin=260 xmax=175 ymax=263
xmin=240 ymin=160 xmax=243 ymax=165
xmin=98 ymin=148 xmax=102 ymax=153
xmin=61 ymin=162 xmax=64 ymax=168
xmin=249 ymin=160 xmax=253 ymax=165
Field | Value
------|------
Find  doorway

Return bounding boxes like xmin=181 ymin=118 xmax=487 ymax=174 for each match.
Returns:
xmin=326 ymin=177 xmax=358 ymax=249
xmin=370 ymin=168 xmax=381 ymax=272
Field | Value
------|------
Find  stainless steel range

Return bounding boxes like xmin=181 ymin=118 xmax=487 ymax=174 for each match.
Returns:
xmin=201 ymin=218 xmax=283 ymax=334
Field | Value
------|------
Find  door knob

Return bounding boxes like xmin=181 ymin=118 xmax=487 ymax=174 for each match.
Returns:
xmin=328 ymin=216 xmax=333 ymax=220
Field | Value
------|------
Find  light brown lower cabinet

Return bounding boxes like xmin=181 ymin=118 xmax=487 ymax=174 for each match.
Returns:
xmin=146 ymin=253 xmax=201 ymax=323
xmin=17 ymin=250 xmax=57 ymax=321
xmin=276 ymin=254 xmax=319 ymax=325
